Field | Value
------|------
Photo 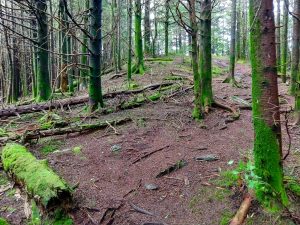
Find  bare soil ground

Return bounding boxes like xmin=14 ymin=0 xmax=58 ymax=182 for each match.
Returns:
xmin=0 ymin=57 xmax=299 ymax=225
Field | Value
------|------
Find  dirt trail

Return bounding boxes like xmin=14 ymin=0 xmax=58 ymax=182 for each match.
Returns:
xmin=0 ymin=58 xmax=299 ymax=225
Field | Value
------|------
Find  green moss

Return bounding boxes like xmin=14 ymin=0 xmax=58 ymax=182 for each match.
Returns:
xmin=44 ymin=210 xmax=73 ymax=225
xmin=164 ymin=75 xmax=183 ymax=81
xmin=145 ymin=57 xmax=173 ymax=62
xmin=28 ymin=200 xmax=41 ymax=225
xmin=5 ymin=188 xmax=16 ymax=197
xmin=219 ymin=210 xmax=235 ymax=225
xmin=40 ymin=139 xmax=63 ymax=155
xmin=249 ymin=0 xmax=288 ymax=208
xmin=285 ymin=177 xmax=300 ymax=197
xmin=72 ymin=146 xmax=82 ymax=155
xmin=212 ymin=66 xmax=227 ymax=77
xmin=1 ymin=143 xmax=72 ymax=209
xmin=0 ymin=218 xmax=9 ymax=225
xmin=148 ymin=92 xmax=162 ymax=101
xmin=0 ymin=172 xmax=9 ymax=185
xmin=0 ymin=128 xmax=8 ymax=138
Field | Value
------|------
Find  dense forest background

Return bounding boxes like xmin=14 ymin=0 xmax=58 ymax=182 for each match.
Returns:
xmin=0 ymin=0 xmax=300 ymax=225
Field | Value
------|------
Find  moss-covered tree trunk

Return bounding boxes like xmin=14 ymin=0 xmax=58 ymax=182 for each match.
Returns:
xmin=224 ymin=0 xmax=237 ymax=85
xmin=281 ymin=0 xmax=288 ymax=83
xmin=133 ymin=0 xmax=144 ymax=74
xmin=199 ymin=0 xmax=213 ymax=111
xmin=144 ymin=0 xmax=151 ymax=55
xmin=89 ymin=0 xmax=104 ymax=111
xmin=190 ymin=0 xmax=203 ymax=120
xmin=294 ymin=0 xmax=300 ymax=123
xmin=249 ymin=0 xmax=288 ymax=207
xmin=127 ymin=0 xmax=133 ymax=81
xmin=35 ymin=0 xmax=51 ymax=102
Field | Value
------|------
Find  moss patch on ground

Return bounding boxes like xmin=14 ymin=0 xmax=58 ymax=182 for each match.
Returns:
xmin=39 ymin=139 xmax=63 ymax=155
xmin=0 ymin=218 xmax=9 ymax=225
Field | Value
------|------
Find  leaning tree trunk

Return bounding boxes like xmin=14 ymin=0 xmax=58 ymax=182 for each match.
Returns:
xmin=281 ymin=0 xmax=288 ymax=84
xmin=294 ymin=0 xmax=300 ymax=123
xmin=35 ymin=0 xmax=51 ymax=102
xmin=249 ymin=0 xmax=288 ymax=207
xmin=199 ymin=0 xmax=213 ymax=111
xmin=133 ymin=0 xmax=145 ymax=74
xmin=89 ymin=0 xmax=104 ymax=110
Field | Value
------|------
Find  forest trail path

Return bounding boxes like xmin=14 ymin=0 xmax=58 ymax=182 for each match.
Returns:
xmin=0 ymin=58 xmax=299 ymax=225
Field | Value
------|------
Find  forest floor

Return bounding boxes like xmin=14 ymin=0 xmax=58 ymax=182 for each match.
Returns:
xmin=0 ymin=56 xmax=300 ymax=225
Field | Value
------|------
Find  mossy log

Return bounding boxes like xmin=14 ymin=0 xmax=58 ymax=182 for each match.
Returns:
xmin=1 ymin=143 xmax=72 ymax=211
xmin=0 ymin=118 xmax=132 ymax=144
xmin=0 ymin=82 xmax=175 ymax=118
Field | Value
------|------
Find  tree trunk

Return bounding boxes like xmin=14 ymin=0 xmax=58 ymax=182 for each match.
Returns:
xmin=200 ymin=0 xmax=213 ymax=111
xmin=59 ymin=0 xmax=68 ymax=93
xmin=281 ymin=0 xmax=288 ymax=84
xmin=225 ymin=0 xmax=237 ymax=84
xmin=276 ymin=0 xmax=281 ymax=72
xmin=291 ymin=0 xmax=300 ymax=124
xmin=144 ymin=0 xmax=151 ymax=55
xmin=190 ymin=0 xmax=203 ymax=120
xmin=249 ymin=0 xmax=288 ymax=207
xmin=89 ymin=0 xmax=104 ymax=111
xmin=165 ymin=0 xmax=169 ymax=56
xmin=127 ymin=0 xmax=133 ymax=81
xmin=80 ymin=0 xmax=89 ymax=89
xmin=35 ymin=0 xmax=51 ymax=102
xmin=133 ymin=0 xmax=145 ymax=74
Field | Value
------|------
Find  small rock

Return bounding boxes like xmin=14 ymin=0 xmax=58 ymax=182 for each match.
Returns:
xmin=145 ymin=183 xmax=159 ymax=191
xmin=111 ymin=145 xmax=122 ymax=153
xmin=195 ymin=154 xmax=219 ymax=162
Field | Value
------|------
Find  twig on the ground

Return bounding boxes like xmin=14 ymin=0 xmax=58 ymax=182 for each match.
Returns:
xmin=132 ymin=145 xmax=170 ymax=164
xmin=129 ymin=203 xmax=155 ymax=216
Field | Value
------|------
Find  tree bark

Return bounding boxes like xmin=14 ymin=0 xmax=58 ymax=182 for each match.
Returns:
xmin=249 ymin=0 xmax=288 ymax=206
xmin=281 ymin=0 xmax=288 ymax=83
xmin=89 ymin=0 xmax=104 ymax=110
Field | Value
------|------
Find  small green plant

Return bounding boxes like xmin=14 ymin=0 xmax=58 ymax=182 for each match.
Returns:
xmin=219 ymin=210 xmax=234 ymax=225
xmin=0 ymin=128 xmax=8 ymax=138
xmin=72 ymin=146 xmax=82 ymax=155
xmin=28 ymin=200 xmax=41 ymax=225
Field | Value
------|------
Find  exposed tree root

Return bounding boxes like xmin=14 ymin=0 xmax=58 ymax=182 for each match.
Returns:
xmin=230 ymin=192 xmax=253 ymax=225
xmin=0 ymin=82 xmax=175 ymax=118
xmin=213 ymin=98 xmax=240 ymax=119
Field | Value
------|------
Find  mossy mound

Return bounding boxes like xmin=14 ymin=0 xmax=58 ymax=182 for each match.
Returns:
xmin=0 ymin=218 xmax=9 ymax=225
xmin=1 ymin=143 xmax=72 ymax=211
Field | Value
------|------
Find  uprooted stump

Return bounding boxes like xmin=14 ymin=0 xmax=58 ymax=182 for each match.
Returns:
xmin=1 ymin=143 xmax=72 ymax=211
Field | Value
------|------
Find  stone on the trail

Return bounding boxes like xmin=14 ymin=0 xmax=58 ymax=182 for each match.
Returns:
xmin=195 ymin=154 xmax=219 ymax=162
xmin=145 ymin=183 xmax=159 ymax=191
xmin=111 ymin=144 xmax=122 ymax=153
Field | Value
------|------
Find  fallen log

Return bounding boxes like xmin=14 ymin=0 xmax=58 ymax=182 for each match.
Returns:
xmin=0 ymin=117 xmax=131 ymax=144
xmin=230 ymin=192 xmax=253 ymax=225
xmin=0 ymin=82 xmax=175 ymax=118
xmin=1 ymin=143 xmax=72 ymax=211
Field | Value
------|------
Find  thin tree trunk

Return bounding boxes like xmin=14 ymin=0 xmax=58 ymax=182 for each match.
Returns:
xmin=276 ymin=0 xmax=281 ymax=72
xmin=281 ymin=0 xmax=288 ymax=83
xmin=133 ymin=0 xmax=144 ymax=74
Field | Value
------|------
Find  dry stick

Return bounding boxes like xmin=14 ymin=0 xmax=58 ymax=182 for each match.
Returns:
xmin=129 ymin=203 xmax=155 ymax=216
xmin=132 ymin=145 xmax=170 ymax=164
xmin=230 ymin=192 xmax=253 ymax=225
